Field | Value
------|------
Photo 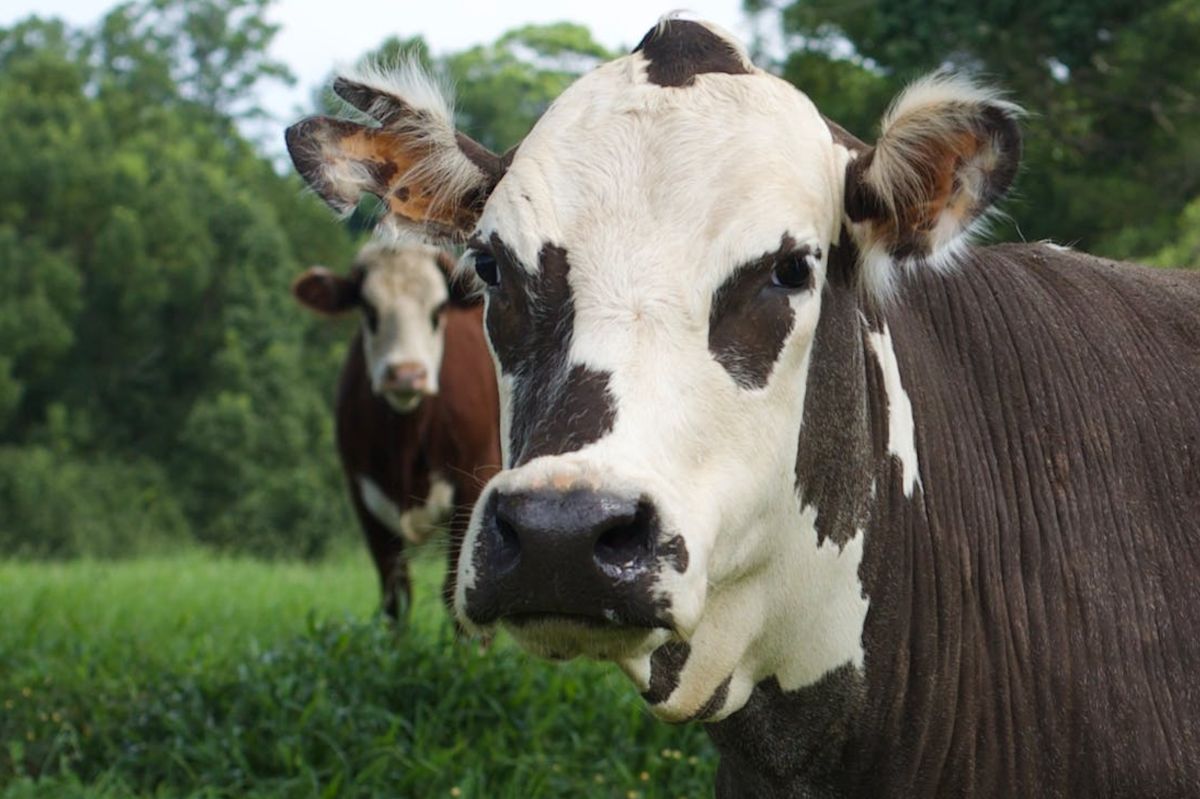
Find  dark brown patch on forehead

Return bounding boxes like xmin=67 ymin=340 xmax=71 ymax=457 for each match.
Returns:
xmin=633 ymin=19 xmax=751 ymax=88
xmin=483 ymin=238 xmax=617 ymax=467
xmin=708 ymin=236 xmax=804 ymax=390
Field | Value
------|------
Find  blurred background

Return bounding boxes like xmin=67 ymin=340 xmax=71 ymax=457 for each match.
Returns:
xmin=0 ymin=1 xmax=1197 ymax=796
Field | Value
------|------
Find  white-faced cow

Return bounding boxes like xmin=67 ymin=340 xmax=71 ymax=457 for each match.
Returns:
xmin=287 ymin=19 xmax=1200 ymax=797
xmin=293 ymin=241 xmax=500 ymax=620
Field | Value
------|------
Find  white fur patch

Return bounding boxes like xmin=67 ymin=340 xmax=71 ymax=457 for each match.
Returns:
xmin=358 ymin=475 xmax=405 ymax=537
xmin=358 ymin=473 xmax=455 ymax=545
xmin=867 ymin=324 xmax=921 ymax=496
xmin=398 ymin=474 xmax=455 ymax=545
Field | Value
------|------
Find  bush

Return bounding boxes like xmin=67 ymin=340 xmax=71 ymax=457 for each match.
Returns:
xmin=0 ymin=445 xmax=187 ymax=558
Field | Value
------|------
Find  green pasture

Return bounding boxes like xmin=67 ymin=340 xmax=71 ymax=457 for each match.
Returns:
xmin=0 ymin=550 xmax=716 ymax=798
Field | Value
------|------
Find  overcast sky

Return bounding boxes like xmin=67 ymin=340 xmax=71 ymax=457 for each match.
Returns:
xmin=3 ymin=1 xmax=755 ymax=150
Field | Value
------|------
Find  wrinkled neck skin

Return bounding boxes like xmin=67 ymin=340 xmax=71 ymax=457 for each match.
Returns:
xmin=693 ymin=240 xmax=907 ymax=797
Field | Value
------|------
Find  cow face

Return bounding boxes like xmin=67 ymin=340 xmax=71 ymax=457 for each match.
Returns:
xmin=293 ymin=242 xmax=460 ymax=412
xmin=287 ymin=18 xmax=1020 ymax=722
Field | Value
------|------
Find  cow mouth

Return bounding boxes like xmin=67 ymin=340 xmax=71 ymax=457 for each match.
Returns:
xmin=381 ymin=389 xmax=426 ymax=412
xmin=500 ymin=613 xmax=670 ymax=661
xmin=505 ymin=611 xmax=671 ymax=631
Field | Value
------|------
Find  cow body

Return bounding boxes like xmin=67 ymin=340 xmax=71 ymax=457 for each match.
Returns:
xmin=294 ymin=243 xmax=500 ymax=619
xmin=337 ymin=307 xmax=499 ymax=617
xmin=288 ymin=18 xmax=1200 ymax=796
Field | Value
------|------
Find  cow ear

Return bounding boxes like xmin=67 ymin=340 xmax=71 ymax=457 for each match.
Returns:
xmin=285 ymin=63 xmax=505 ymax=241
xmin=435 ymin=250 xmax=479 ymax=307
xmin=844 ymin=74 xmax=1022 ymax=298
xmin=292 ymin=266 xmax=361 ymax=316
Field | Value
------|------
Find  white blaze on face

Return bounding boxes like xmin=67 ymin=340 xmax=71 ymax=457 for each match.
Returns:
xmin=459 ymin=33 xmax=871 ymax=720
xmin=356 ymin=242 xmax=450 ymax=412
xmin=867 ymin=324 xmax=921 ymax=496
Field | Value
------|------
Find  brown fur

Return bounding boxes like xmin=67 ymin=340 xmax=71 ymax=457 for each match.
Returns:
xmin=336 ymin=306 xmax=500 ymax=619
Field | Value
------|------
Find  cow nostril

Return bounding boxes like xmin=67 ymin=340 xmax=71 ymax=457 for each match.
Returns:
xmin=492 ymin=506 xmax=522 ymax=573
xmin=594 ymin=501 xmax=655 ymax=573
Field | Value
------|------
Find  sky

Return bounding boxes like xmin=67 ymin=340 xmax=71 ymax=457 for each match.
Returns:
xmin=2 ymin=1 xmax=756 ymax=151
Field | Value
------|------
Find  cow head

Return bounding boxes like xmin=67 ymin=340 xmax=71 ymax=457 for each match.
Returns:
xmin=287 ymin=18 xmax=1020 ymax=722
xmin=292 ymin=242 xmax=469 ymax=412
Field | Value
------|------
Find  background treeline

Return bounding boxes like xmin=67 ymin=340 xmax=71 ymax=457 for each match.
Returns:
xmin=1 ymin=0 xmax=1196 ymax=560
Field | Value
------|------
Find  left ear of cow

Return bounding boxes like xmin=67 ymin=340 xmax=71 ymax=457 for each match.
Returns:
xmin=292 ymin=266 xmax=361 ymax=315
xmin=844 ymin=74 xmax=1022 ymax=290
xmin=285 ymin=69 xmax=504 ymax=240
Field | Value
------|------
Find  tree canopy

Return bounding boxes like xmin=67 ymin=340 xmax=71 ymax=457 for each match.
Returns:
xmin=747 ymin=0 xmax=1200 ymax=260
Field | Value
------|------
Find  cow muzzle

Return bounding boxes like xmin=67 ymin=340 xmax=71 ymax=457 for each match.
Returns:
xmin=462 ymin=488 xmax=673 ymax=642
xmin=378 ymin=361 xmax=431 ymax=412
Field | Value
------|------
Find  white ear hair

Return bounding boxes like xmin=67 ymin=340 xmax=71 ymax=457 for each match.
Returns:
xmin=333 ymin=58 xmax=495 ymax=224
xmin=847 ymin=72 xmax=1023 ymax=303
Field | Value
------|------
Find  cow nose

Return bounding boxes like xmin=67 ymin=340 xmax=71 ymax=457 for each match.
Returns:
xmin=463 ymin=489 xmax=667 ymax=628
xmin=383 ymin=361 xmax=428 ymax=393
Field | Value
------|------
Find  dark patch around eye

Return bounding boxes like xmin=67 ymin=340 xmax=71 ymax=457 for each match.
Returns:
xmin=482 ymin=236 xmax=618 ymax=467
xmin=708 ymin=235 xmax=815 ymax=390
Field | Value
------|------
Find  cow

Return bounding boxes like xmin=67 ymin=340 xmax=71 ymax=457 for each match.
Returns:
xmin=292 ymin=241 xmax=500 ymax=621
xmin=286 ymin=18 xmax=1200 ymax=797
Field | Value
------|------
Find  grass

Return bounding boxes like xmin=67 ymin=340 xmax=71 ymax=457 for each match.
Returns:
xmin=0 ymin=549 xmax=716 ymax=798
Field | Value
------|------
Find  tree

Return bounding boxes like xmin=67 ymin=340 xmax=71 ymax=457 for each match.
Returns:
xmin=0 ymin=7 xmax=357 ymax=558
xmin=748 ymin=0 xmax=1200 ymax=259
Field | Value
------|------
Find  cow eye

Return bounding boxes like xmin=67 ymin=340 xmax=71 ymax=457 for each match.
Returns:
xmin=473 ymin=251 xmax=499 ymax=288
xmin=771 ymin=250 xmax=817 ymax=291
xmin=361 ymin=300 xmax=379 ymax=332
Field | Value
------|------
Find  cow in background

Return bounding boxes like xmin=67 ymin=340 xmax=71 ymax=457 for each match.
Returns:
xmin=293 ymin=241 xmax=500 ymax=620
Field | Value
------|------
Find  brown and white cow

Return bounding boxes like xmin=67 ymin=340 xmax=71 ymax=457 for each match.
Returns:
xmin=293 ymin=241 xmax=500 ymax=620
xmin=287 ymin=19 xmax=1200 ymax=797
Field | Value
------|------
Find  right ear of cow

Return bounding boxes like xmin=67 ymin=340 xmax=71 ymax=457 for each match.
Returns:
xmin=285 ymin=75 xmax=504 ymax=240
xmin=291 ymin=266 xmax=361 ymax=316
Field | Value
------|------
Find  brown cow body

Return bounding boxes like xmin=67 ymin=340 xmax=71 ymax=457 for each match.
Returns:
xmin=293 ymin=242 xmax=500 ymax=620
xmin=337 ymin=306 xmax=499 ymax=619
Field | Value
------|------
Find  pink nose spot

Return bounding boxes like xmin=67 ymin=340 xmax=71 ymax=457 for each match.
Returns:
xmin=382 ymin=362 xmax=428 ymax=393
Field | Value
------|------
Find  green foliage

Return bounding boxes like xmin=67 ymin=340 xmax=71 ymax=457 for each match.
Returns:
xmin=0 ymin=553 xmax=717 ymax=798
xmin=0 ymin=444 xmax=186 ymax=558
xmin=1150 ymin=197 xmax=1200 ymax=269
xmin=0 ymin=6 xmax=358 ymax=559
xmin=751 ymin=0 xmax=1200 ymax=259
